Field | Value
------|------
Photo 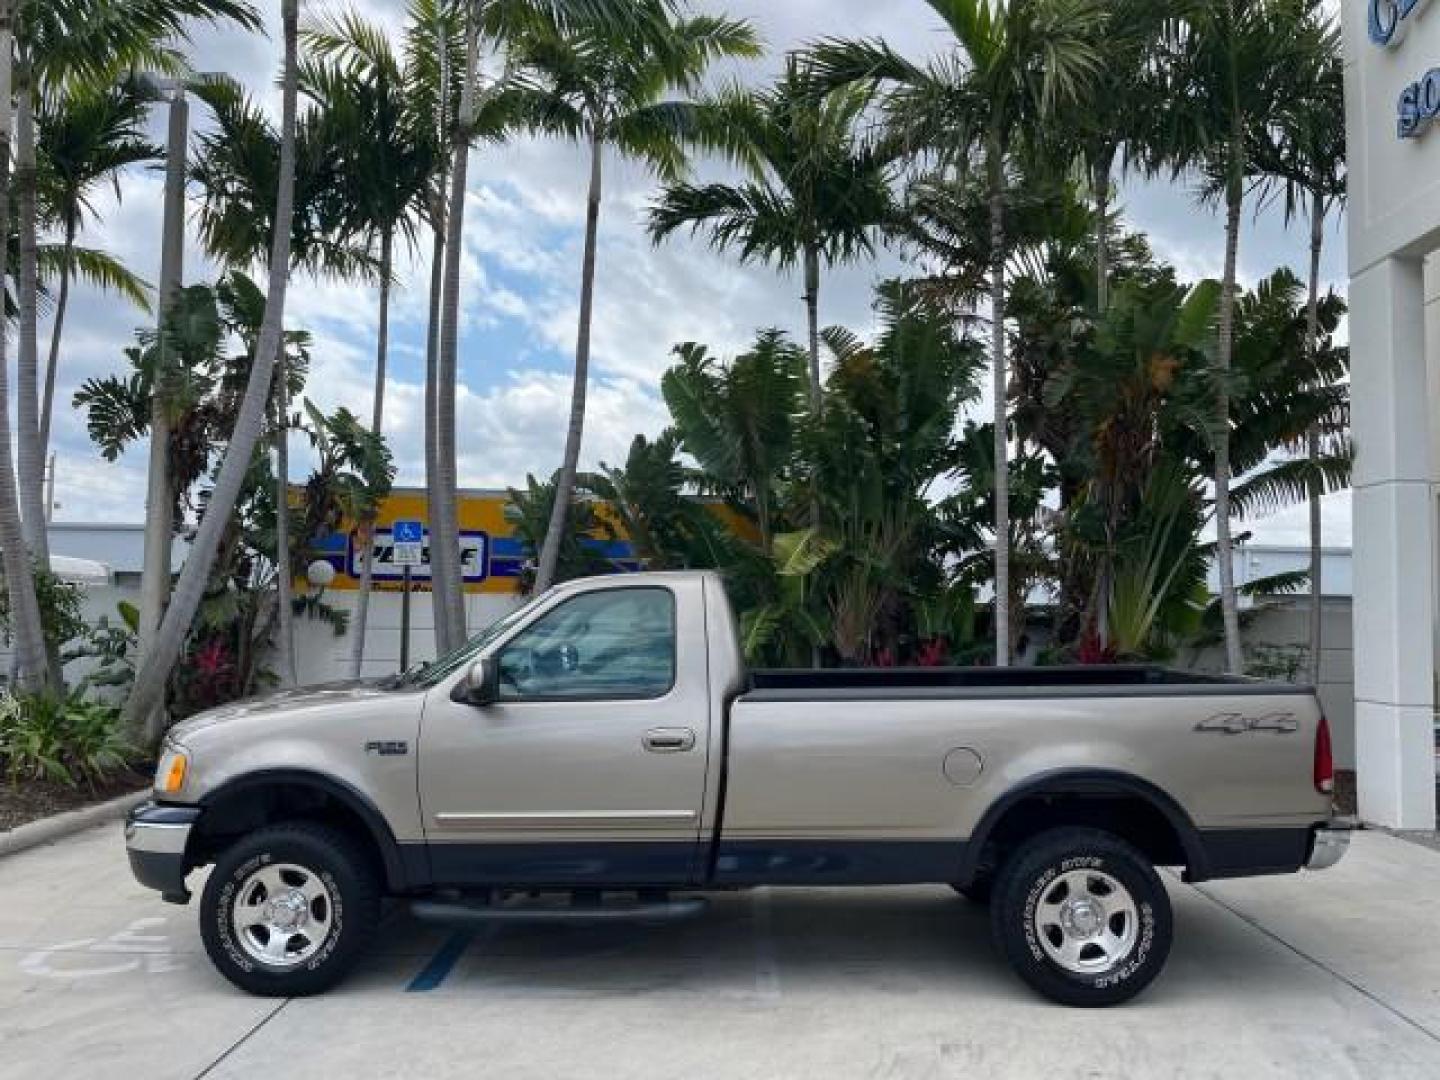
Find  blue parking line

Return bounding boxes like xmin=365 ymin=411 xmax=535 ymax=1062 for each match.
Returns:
xmin=406 ymin=929 xmax=475 ymax=992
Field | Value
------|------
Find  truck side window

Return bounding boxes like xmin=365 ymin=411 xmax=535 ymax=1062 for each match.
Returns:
xmin=496 ymin=587 xmax=676 ymax=700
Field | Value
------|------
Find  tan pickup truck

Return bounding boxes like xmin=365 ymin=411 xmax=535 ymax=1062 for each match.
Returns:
xmin=125 ymin=570 xmax=1348 ymax=1006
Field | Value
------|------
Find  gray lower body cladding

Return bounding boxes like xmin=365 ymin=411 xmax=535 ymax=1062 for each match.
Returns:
xmin=398 ymin=828 xmax=1320 ymax=890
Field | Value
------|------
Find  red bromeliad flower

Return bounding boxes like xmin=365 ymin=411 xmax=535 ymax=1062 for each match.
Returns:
xmin=193 ymin=638 xmax=232 ymax=679
xmin=1075 ymin=628 xmax=1118 ymax=665
xmin=915 ymin=639 xmax=948 ymax=667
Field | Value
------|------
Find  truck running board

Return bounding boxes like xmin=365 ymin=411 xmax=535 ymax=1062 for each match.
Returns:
xmin=410 ymin=893 xmax=709 ymax=926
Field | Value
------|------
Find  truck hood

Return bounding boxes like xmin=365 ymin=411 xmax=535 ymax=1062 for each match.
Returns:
xmin=169 ymin=680 xmax=413 ymax=742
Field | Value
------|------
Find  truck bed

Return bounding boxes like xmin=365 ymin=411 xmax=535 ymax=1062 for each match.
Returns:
xmin=744 ymin=664 xmax=1312 ymax=700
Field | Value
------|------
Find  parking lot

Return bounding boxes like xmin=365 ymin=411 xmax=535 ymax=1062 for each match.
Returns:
xmin=2 ymin=825 xmax=1439 ymax=1080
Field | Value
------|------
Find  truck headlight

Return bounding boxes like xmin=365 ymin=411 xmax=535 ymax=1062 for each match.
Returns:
xmin=155 ymin=746 xmax=189 ymax=795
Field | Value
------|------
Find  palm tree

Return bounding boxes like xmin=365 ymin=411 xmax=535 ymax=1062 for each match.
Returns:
xmin=406 ymin=0 xmax=529 ymax=658
xmin=189 ymin=74 xmax=379 ymax=687
xmin=299 ymin=401 xmax=396 ymax=630
xmin=506 ymin=2 xmax=760 ymax=597
xmin=808 ymin=282 xmax=986 ymax=663
xmin=405 ymin=0 xmax=466 ymax=661
xmin=35 ymin=82 xmax=160 ymax=459
xmin=429 ymin=0 xmax=482 ymax=655
xmin=808 ymin=0 xmax=1108 ymax=665
xmin=124 ymin=0 xmax=300 ymax=735
xmin=0 ymin=0 xmax=47 ymax=693
xmin=649 ymin=65 xmax=892 ymax=415
xmin=1050 ymin=0 xmax=1163 ymax=311
xmin=423 ymin=0 xmax=686 ymax=651
xmin=9 ymin=0 xmax=262 ymax=680
xmin=189 ymin=79 xmax=371 ymax=279
xmin=302 ymin=4 xmax=452 ymax=677
xmin=504 ymin=472 xmax=612 ymax=591
xmin=1157 ymin=0 xmax=1317 ymax=672
xmin=661 ymin=333 xmax=807 ymax=557
xmin=1252 ymin=4 xmax=1344 ymax=685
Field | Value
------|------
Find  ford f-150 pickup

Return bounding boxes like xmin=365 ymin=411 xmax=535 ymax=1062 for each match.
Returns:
xmin=125 ymin=570 xmax=1349 ymax=1006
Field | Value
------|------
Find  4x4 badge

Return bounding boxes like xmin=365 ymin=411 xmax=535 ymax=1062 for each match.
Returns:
xmin=364 ymin=740 xmax=410 ymax=756
xmin=1194 ymin=712 xmax=1298 ymax=736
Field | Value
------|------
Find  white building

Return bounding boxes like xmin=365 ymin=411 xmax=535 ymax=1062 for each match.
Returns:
xmin=1341 ymin=0 xmax=1440 ymax=827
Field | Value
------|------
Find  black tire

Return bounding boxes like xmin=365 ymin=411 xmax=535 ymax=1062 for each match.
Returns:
xmin=200 ymin=823 xmax=381 ymax=997
xmin=990 ymin=827 xmax=1172 ymax=1007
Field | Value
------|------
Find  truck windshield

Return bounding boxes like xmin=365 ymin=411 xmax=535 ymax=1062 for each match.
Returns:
xmin=385 ymin=589 xmax=555 ymax=690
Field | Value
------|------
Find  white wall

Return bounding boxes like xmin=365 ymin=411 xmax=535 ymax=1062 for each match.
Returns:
xmin=294 ymin=588 xmax=524 ymax=684
xmin=1342 ymin=0 xmax=1440 ymax=827
xmin=1189 ymin=598 xmax=1358 ymax=770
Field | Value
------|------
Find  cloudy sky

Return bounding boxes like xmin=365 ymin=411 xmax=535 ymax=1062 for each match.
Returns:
xmin=47 ymin=0 xmax=1352 ymax=547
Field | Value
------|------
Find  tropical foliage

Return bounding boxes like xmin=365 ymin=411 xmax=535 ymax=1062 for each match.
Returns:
xmin=0 ymin=0 xmax=1350 ymax=754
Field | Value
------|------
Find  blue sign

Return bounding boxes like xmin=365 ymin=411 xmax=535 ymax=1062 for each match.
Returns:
xmin=1399 ymin=67 xmax=1440 ymax=138
xmin=349 ymin=528 xmax=490 ymax=583
xmin=393 ymin=520 xmax=424 ymax=545
xmin=1371 ymin=0 xmax=1432 ymax=48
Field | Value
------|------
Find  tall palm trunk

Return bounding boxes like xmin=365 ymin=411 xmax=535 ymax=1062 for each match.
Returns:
xmin=431 ymin=9 xmax=481 ymax=653
xmin=15 ymin=72 xmax=58 ymax=688
xmin=801 ymin=235 xmax=823 ymax=654
xmin=1214 ymin=177 xmax=1244 ymax=674
xmin=136 ymin=92 xmax=189 ymax=739
xmin=535 ymin=132 xmax=604 ymax=594
xmin=1304 ymin=188 xmax=1324 ymax=687
xmin=39 ymin=217 xmax=76 ymax=459
xmin=802 ymin=242 xmax=822 ymax=414
xmin=801 ymin=237 xmax=824 ymax=580
xmin=988 ymin=147 xmax=1010 ymax=668
xmin=1090 ymin=146 xmax=1116 ymax=651
xmin=424 ymin=192 xmax=446 ymax=656
xmin=274 ymin=352 xmax=296 ymax=686
xmin=1092 ymin=144 xmax=1115 ymax=312
xmin=349 ymin=228 xmax=395 ymax=677
xmin=124 ymin=0 xmax=302 ymax=733
xmin=14 ymin=78 xmax=47 ymax=570
xmin=0 ymin=0 xmax=46 ymax=693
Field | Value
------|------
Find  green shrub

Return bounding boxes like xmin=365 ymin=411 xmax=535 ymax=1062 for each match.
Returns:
xmin=0 ymin=564 xmax=88 ymax=659
xmin=0 ymin=690 xmax=134 ymax=790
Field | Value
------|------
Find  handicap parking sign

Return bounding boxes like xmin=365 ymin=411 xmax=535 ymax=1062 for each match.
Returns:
xmin=392 ymin=520 xmax=425 ymax=566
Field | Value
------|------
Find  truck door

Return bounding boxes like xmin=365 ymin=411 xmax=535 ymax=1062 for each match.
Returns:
xmin=418 ymin=579 xmax=711 ymax=886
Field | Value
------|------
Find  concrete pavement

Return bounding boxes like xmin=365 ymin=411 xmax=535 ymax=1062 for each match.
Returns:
xmin=1 ymin=824 xmax=1438 ymax=1079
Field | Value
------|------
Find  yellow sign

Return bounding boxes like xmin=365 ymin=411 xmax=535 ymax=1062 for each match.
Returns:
xmin=311 ymin=489 xmax=558 ymax=595
xmin=309 ymin=487 xmax=755 ymax=594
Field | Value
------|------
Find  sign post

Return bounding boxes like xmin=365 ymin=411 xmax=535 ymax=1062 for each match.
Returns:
xmin=392 ymin=520 xmax=425 ymax=672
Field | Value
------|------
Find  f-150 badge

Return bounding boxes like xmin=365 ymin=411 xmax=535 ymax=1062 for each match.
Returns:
xmin=1194 ymin=712 xmax=1298 ymax=735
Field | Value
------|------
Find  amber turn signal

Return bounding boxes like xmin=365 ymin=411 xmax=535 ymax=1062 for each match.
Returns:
xmin=157 ymin=751 xmax=188 ymax=794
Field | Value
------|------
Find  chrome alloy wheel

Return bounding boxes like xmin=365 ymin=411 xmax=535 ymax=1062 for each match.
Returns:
xmin=1032 ymin=868 xmax=1139 ymax=975
xmin=231 ymin=862 xmax=334 ymax=968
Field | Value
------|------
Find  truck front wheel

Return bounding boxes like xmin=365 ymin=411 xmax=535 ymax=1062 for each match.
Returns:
xmin=990 ymin=827 xmax=1172 ymax=1007
xmin=200 ymin=823 xmax=380 ymax=997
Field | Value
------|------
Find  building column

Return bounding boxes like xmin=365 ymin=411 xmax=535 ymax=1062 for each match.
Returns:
xmin=1351 ymin=255 xmax=1437 ymax=828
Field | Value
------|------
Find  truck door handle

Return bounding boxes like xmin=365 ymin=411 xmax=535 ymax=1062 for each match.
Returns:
xmin=643 ymin=728 xmax=696 ymax=753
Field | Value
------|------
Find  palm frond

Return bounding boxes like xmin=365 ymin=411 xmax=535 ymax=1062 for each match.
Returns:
xmin=1229 ymin=451 xmax=1352 ymax=519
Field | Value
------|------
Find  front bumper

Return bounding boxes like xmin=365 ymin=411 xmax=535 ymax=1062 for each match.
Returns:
xmin=1306 ymin=820 xmax=1354 ymax=872
xmin=125 ymin=801 xmax=201 ymax=904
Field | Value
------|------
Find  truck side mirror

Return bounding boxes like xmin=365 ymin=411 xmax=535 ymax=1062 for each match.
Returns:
xmin=457 ymin=656 xmax=500 ymax=706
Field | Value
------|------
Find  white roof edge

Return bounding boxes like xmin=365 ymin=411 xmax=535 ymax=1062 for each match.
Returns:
xmin=48 ymin=554 xmax=114 ymax=585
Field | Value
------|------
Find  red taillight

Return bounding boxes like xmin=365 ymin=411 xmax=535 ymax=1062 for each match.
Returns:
xmin=1314 ymin=714 xmax=1334 ymax=795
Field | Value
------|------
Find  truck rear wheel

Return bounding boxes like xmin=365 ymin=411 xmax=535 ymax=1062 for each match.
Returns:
xmin=990 ymin=827 xmax=1172 ymax=1007
xmin=200 ymin=823 xmax=380 ymax=997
